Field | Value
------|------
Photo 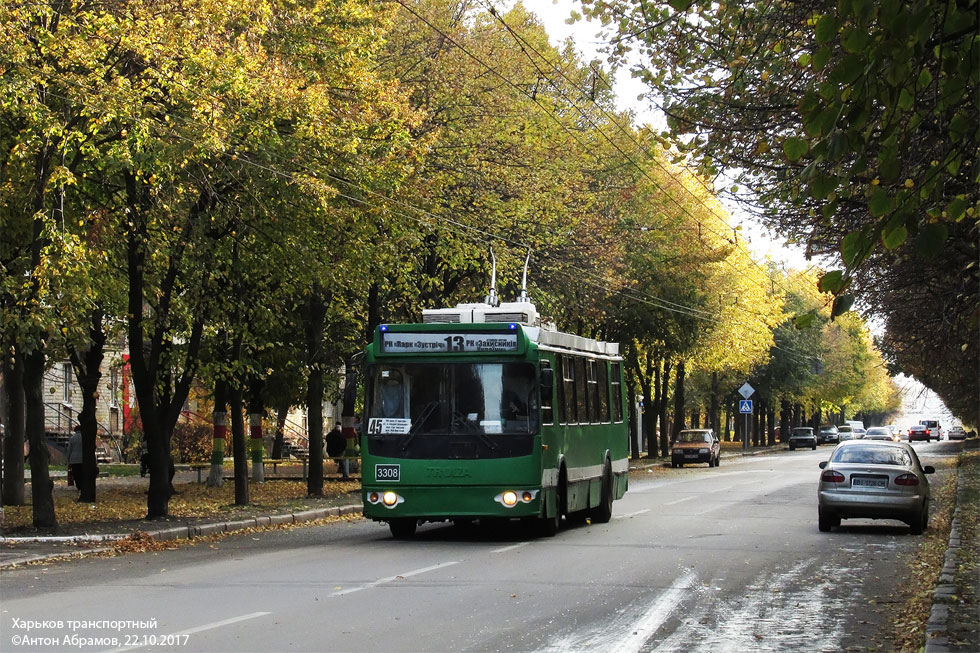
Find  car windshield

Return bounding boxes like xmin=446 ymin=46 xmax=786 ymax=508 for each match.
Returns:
xmin=677 ymin=430 xmax=711 ymax=443
xmin=867 ymin=428 xmax=889 ymax=435
xmin=832 ymin=445 xmax=912 ymax=466
xmin=792 ymin=428 xmax=813 ymax=435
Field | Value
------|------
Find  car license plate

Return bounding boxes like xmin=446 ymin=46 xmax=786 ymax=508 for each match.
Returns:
xmin=684 ymin=453 xmax=698 ymax=458
xmin=851 ymin=476 xmax=887 ymax=489
xmin=375 ymin=464 xmax=400 ymax=482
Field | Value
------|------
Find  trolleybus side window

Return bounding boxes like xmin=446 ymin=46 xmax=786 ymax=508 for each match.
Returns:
xmin=610 ymin=362 xmax=623 ymax=422
xmin=562 ymin=355 xmax=577 ymax=424
xmin=540 ymin=361 xmax=554 ymax=426
xmin=574 ymin=357 xmax=588 ymax=425
xmin=597 ymin=360 xmax=610 ymax=423
xmin=587 ymin=359 xmax=599 ymax=423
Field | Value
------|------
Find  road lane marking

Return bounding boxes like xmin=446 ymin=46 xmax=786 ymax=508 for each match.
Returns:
xmin=329 ymin=561 xmax=460 ymax=597
xmin=663 ymin=496 xmax=697 ymax=506
xmin=492 ymin=542 xmax=530 ymax=554
xmin=608 ymin=570 xmax=697 ymax=653
xmin=614 ymin=508 xmax=651 ymax=520
xmin=538 ymin=570 xmax=696 ymax=653
xmin=104 ymin=612 xmax=271 ymax=653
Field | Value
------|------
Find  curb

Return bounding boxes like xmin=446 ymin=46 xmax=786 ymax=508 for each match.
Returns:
xmin=924 ymin=460 xmax=969 ymax=653
xmin=0 ymin=504 xmax=362 ymax=569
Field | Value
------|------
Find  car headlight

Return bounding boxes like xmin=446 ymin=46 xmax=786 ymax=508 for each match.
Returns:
xmin=699 ymin=448 xmax=709 ymax=454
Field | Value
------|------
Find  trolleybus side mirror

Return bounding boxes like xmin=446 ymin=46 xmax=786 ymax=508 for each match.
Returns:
xmin=540 ymin=368 xmax=554 ymax=394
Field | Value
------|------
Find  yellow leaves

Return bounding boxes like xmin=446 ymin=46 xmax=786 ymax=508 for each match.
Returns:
xmin=903 ymin=178 xmax=915 ymax=188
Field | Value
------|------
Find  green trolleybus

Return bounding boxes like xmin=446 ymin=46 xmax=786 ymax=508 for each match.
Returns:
xmin=361 ymin=300 xmax=629 ymax=538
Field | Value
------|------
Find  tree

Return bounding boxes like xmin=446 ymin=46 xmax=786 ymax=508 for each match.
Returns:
xmin=579 ymin=0 xmax=978 ymax=422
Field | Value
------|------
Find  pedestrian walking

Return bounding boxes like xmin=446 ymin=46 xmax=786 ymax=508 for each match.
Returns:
xmin=66 ymin=424 xmax=83 ymax=488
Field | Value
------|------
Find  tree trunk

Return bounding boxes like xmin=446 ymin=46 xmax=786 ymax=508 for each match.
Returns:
xmin=231 ymin=385 xmax=249 ymax=505
xmin=207 ymin=379 xmax=228 ymax=487
xmin=248 ymin=388 xmax=265 ymax=483
xmin=271 ymin=401 xmax=288 ymax=460
xmin=658 ymin=358 xmax=672 ymax=457
xmin=1 ymin=348 xmax=26 ymax=506
xmin=625 ymin=364 xmax=639 ymax=459
xmin=24 ymin=346 xmax=56 ymax=528
xmin=305 ymin=288 xmax=326 ymax=496
xmin=710 ymin=372 xmax=720 ymax=436
xmin=766 ymin=403 xmax=775 ymax=446
xmin=780 ymin=399 xmax=790 ymax=442
xmin=68 ymin=309 xmax=106 ymax=503
xmin=671 ymin=360 xmax=686 ymax=443
xmin=340 ymin=363 xmax=358 ymax=479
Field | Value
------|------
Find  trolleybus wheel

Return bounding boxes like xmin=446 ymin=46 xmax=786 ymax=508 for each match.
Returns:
xmin=389 ymin=518 xmax=418 ymax=539
xmin=540 ymin=476 xmax=565 ymax=537
xmin=589 ymin=461 xmax=614 ymax=524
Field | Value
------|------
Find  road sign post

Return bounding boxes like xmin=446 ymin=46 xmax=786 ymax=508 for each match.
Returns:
xmin=738 ymin=384 xmax=755 ymax=450
xmin=739 ymin=399 xmax=754 ymax=449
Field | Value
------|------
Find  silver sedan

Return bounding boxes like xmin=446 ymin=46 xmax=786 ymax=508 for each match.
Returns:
xmin=817 ymin=440 xmax=934 ymax=534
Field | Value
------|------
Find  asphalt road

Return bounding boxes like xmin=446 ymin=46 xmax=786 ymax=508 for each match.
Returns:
xmin=0 ymin=442 xmax=958 ymax=652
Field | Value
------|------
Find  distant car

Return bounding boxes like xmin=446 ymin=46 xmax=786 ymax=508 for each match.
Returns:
xmin=864 ymin=427 xmax=893 ymax=441
xmin=908 ymin=424 xmax=934 ymax=442
xmin=837 ymin=425 xmax=856 ymax=441
xmin=818 ymin=425 xmax=839 ymax=445
xmin=920 ymin=420 xmax=942 ymax=439
xmin=817 ymin=440 xmax=934 ymax=534
xmin=789 ymin=427 xmax=817 ymax=450
xmin=671 ymin=429 xmax=720 ymax=468
xmin=852 ymin=427 xmax=868 ymax=439
xmin=947 ymin=426 xmax=966 ymax=440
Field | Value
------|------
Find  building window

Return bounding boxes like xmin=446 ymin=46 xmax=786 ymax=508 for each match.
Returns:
xmin=63 ymin=363 xmax=72 ymax=402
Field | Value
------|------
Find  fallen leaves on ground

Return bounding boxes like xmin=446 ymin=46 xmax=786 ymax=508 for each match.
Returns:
xmin=888 ymin=454 xmax=963 ymax=652
xmin=1 ymin=479 xmax=361 ymax=533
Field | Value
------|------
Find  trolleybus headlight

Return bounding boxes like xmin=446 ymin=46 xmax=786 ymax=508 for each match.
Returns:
xmin=494 ymin=489 xmax=538 ymax=507
xmin=368 ymin=491 xmax=380 ymax=504
xmin=382 ymin=491 xmax=403 ymax=507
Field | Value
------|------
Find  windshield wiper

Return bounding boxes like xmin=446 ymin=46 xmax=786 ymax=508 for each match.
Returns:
xmin=401 ymin=401 xmax=440 ymax=452
xmin=452 ymin=411 xmax=498 ymax=451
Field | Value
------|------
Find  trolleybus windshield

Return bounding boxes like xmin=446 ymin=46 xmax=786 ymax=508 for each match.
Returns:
xmin=366 ymin=362 xmax=537 ymax=459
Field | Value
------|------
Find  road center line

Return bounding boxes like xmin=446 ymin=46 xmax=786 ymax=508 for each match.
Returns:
xmin=105 ymin=612 xmax=271 ymax=653
xmin=614 ymin=508 xmax=651 ymax=519
xmin=492 ymin=542 xmax=530 ymax=554
xmin=608 ymin=570 xmax=696 ymax=653
xmin=664 ymin=495 xmax=697 ymax=506
xmin=330 ymin=561 xmax=460 ymax=597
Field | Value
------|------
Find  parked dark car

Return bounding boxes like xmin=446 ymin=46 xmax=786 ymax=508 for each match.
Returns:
xmin=671 ymin=429 xmax=721 ymax=468
xmin=817 ymin=425 xmax=839 ymax=445
xmin=789 ymin=427 xmax=817 ymax=450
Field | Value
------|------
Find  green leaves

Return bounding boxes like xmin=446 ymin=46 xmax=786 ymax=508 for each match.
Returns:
xmin=782 ymin=137 xmax=808 ymax=161
xmin=818 ymin=270 xmax=846 ymax=294
xmin=814 ymin=15 xmax=839 ymax=44
xmin=915 ymin=222 xmax=948 ymax=259
xmin=831 ymin=293 xmax=854 ymax=318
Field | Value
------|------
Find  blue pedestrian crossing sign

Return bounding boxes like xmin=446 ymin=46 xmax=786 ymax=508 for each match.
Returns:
xmin=739 ymin=399 xmax=753 ymax=414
